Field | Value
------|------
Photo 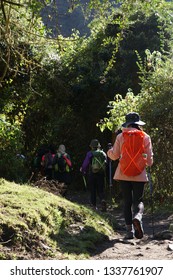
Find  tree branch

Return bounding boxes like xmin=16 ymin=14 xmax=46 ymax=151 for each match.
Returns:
xmin=1 ymin=0 xmax=7 ymax=21
xmin=1 ymin=0 xmax=24 ymax=7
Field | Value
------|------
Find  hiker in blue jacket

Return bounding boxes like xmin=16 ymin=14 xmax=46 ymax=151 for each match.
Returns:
xmin=80 ymin=139 xmax=107 ymax=211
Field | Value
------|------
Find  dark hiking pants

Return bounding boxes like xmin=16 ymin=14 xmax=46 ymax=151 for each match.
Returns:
xmin=89 ymin=172 xmax=105 ymax=207
xmin=120 ymin=180 xmax=145 ymax=225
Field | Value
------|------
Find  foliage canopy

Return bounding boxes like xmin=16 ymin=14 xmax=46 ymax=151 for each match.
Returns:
xmin=1 ymin=0 xmax=173 ymax=202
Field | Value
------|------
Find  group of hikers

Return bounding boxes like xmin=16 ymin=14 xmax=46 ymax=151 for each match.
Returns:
xmin=34 ymin=112 xmax=153 ymax=241
xmin=80 ymin=112 xmax=153 ymax=240
xmin=34 ymin=144 xmax=72 ymax=185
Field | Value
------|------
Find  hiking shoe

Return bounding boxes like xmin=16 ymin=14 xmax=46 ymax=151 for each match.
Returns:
xmin=133 ymin=215 xmax=144 ymax=239
xmin=101 ymin=200 xmax=107 ymax=212
xmin=124 ymin=231 xmax=134 ymax=240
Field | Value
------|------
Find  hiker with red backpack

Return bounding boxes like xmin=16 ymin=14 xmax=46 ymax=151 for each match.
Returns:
xmin=41 ymin=149 xmax=55 ymax=180
xmin=80 ymin=139 xmax=107 ymax=212
xmin=107 ymin=112 xmax=153 ymax=239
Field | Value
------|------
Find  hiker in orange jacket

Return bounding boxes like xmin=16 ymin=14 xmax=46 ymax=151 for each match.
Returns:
xmin=107 ymin=112 xmax=153 ymax=239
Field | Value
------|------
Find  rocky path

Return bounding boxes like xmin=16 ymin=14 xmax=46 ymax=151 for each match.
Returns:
xmin=66 ymin=190 xmax=173 ymax=260
xmin=91 ymin=211 xmax=173 ymax=260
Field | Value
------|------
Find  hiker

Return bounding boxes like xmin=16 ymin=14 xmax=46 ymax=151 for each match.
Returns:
xmin=31 ymin=152 xmax=42 ymax=181
xmin=53 ymin=144 xmax=72 ymax=185
xmin=41 ymin=149 xmax=55 ymax=180
xmin=107 ymin=112 xmax=153 ymax=239
xmin=80 ymin=139 xmax=107 ymax=211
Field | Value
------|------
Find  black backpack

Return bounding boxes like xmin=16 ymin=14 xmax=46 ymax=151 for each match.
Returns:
xmin=54 ymin=154 xmax=67 ymax=172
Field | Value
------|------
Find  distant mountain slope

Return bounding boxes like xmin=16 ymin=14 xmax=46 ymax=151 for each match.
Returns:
xmin=41 ymin=0 xmax=172 ymax=37
xmin=41 ymin=0 xmax=90 ymax=37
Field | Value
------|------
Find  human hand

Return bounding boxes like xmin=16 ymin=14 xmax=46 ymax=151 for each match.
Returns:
xmin=108 ymin=143 xmax=113 ymax=149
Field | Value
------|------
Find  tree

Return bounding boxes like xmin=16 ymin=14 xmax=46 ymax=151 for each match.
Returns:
xmin=0 ymin=1 xmax=42 ymax=83
xmin=1 ymin=0 xmax=173 ymax=188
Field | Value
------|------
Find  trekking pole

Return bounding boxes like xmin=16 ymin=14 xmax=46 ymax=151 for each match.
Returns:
xmin=108 ymin=158 xmax=113 ymax=188
xmin=27 ymin=171 xmax=35 ymax=183
xmin=82 ymin=175 xmax=87 ymax=191
xmin=80 ymin=166 xmax=87 ymax=191
xmin=148 ymin=167 xmax=155 ymax=237
xmin=108 ymin=143 xmax=113 ymax=204
xmin=108 ymin=143 xmax=113 ymax=188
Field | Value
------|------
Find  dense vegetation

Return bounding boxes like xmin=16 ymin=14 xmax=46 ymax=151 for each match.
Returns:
xmin=1 ymin=0 xmax=173 ymax=204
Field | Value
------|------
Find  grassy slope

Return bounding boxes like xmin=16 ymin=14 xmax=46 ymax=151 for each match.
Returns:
xmin=0 ymin=179 xmax=114 ymax=260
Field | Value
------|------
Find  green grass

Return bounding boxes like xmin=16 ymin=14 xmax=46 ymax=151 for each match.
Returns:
xmin=0 ymin=179 xmax=114 ymax=260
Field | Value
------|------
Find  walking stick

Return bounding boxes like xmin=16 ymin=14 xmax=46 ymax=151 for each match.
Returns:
xmin=82 ymin=175 xmax=87 ymax=191
xmin=107 ymin=143 xmax=113 ymax=204
xmin=148 ymin=167 xmax=155 ymax=237
xmin=108 ymin=143 xmax=113 ymax=188
xmin=80 ymin=167 xmax=87 ymax=191
xmin=28 ymin=171 xmax=35 ymax=183
xmin=108 ymin=158 xmax=113 ymax=188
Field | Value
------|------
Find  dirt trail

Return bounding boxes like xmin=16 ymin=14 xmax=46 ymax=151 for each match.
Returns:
xmin=91 ymin=211 xmax=173 ymax=260
xmin=66 ymin=190 xmax=173 ymax=260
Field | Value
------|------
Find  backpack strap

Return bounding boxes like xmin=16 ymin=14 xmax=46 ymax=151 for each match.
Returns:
xmin=120 ymin=130 xmax=146 ymax=176
xmin=63 ymin=154 xmax=72 ymax=167
xmin=91 ymin=150 xmax=106 ymax=171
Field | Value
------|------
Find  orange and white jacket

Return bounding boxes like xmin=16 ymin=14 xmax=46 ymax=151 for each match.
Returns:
xmin=107 ymin=127 xmax=153 ymax=182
